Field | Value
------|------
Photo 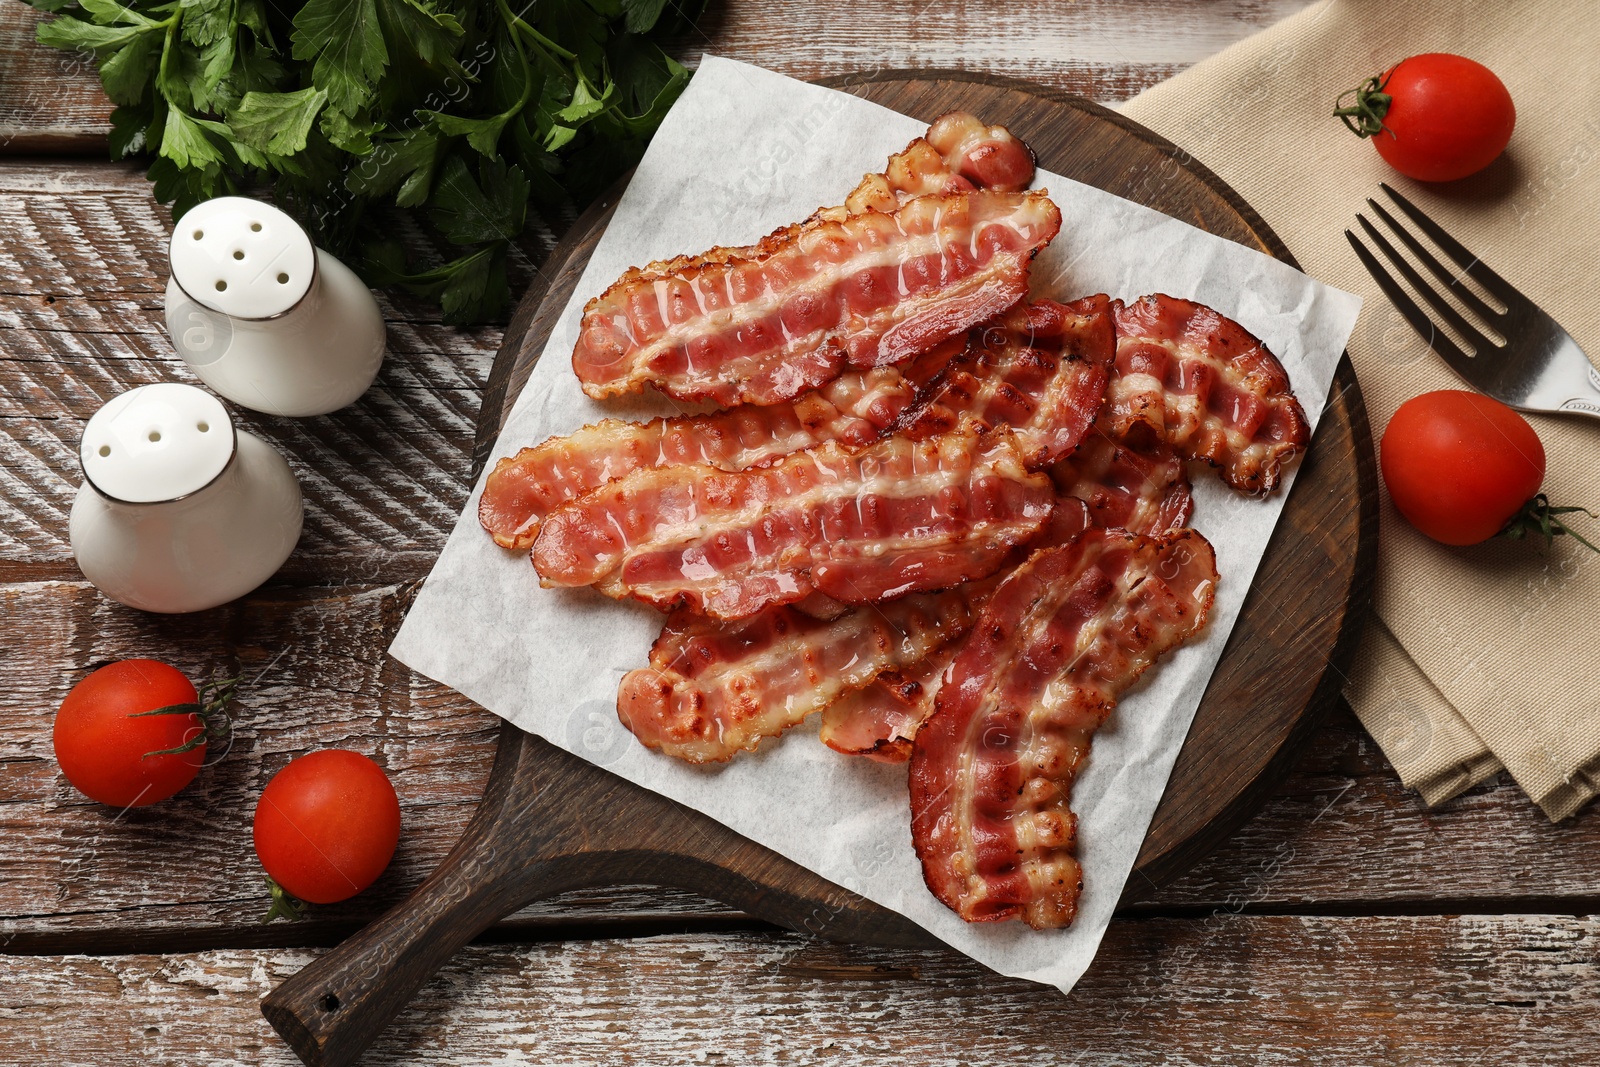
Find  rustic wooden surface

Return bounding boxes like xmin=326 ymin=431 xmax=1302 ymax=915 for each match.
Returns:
xmin=3 ymin=1 xmax=1598 ymax=1064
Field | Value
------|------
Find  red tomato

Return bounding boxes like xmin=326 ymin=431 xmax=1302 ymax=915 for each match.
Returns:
xmin=253 ymin=750 xmax=401 ymax=905
xmin=1381 ymin=391 xmax=1544 ymax=545
xmin=1338 ymin=54 xmax=1515 ymax=182
xmin=53 ymin=659 xmax=206 ymax=807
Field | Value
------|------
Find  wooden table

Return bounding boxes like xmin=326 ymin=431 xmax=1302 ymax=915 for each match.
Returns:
xmin=2 ymin=3 xmax=1596 ymax=1063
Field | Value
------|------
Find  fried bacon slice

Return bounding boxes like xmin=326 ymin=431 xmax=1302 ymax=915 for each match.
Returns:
xmin=639 ymin=112 xmax=1036 ymax=276
xmin=571 ymin=190 xmax=1062 ymax=407
xmin=616 ymin=589 xmax=976 ymax=763
xmin=1104 ymin=294 xmax=1309 ymax=494
xmin=843 ymin=111 xmax=1035 ymax=214
xmin=1048 ymin=434 xmax=1193 ymax=535
xmin=908 ymin=527 xmax=1217 ymax=928
xmin=477 ymin=342 xmax=959 ymax=551
xmin=898 ymin=296 xmax=1113 ymax=468
xmin=532 ymin=423 xmax=1056 ymax=619
xmin=628 ymin=498 xmax=1091 ymax=764
xmin=818 ymin=651 xmax=950 ymax=764
xmin=819 ymin=438 xmax=1194 ymax=764
xmin=926 ymin=112 xmax=1037 ymax=193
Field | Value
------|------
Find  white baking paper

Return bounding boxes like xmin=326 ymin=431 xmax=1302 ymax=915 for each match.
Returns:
xmin=390 ymin=56 xmax=1362 ymax=994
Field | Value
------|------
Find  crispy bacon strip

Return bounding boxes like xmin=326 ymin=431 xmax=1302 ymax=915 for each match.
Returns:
xmin=478 ymin=343 xmax=958 ymax=551
xmin=616 ymin=590 xmax=976 ymax=763
xmin=571 ymin=191 xmax=1061 ymax=407
xmin=1048 ymin=434 xmax=1193 ymax=536
xmin=532 ymin=423 xmax=1055 ymax=619
xmin=817 ymin=496 xmax=1094 ymax=763
xmin=1105 ymin=294 xmax=1309 ymax=494
xmin=909 ymin=527 xmax=1217 ymax=928
xmin=843 ymin=111 xmax=1035 ymax=214
xmin=926 ymin=112 xmax=1037 ymax=193
xmin=818 ymin=651 xmax=950 ymax=764
xmin=899 ymin=296 xmax=1112 ymax=468
xmin=638 ymin=113 xmax=1035 ymax=278
xmin=630 ymin=498 xmax=1088 ymax=765
xmin=819 ymin=439 xmax=1192 ymax=763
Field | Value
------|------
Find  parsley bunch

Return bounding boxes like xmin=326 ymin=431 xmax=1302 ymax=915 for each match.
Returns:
xmin=28 ymin=0 xmax=704 ymax=322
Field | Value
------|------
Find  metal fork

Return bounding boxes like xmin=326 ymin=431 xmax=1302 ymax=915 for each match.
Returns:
xmin=1347 ymin=183 xmax=1600 ymax=421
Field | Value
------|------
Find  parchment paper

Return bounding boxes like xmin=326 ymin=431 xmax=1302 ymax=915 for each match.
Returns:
xmin=390 ymin=56 xmax=1362 ymax=995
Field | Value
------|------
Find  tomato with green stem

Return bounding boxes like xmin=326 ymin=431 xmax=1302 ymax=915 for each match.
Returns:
xmin=254 ymin=749 xmax=402 ymax=918
xmin=1335 ymin=53 xmax=1515 ymax=182
xmin=53 ymin=660 xmax=234 ymax=808
xmin=1381 ymin=391 xmax=1596 ymax=550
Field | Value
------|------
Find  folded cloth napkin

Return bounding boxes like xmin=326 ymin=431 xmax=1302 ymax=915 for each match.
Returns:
xmin=1120 ymin=0 xmax=1600 ymax=820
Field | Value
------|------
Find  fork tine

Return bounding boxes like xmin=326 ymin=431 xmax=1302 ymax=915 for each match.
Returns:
xmin=1379 ymin=183 xmax=1519 ymax=305
xmin=1354 ymin=214 xmax=1497 ymax=355
xmin=1365 ymin=197 xmax=1502 ymax=325
xmin=1346 ymin=227 xmax=1476 ymax=379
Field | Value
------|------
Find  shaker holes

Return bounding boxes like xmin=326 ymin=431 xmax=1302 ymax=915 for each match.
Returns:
xmin=196 ymin=422 xmax=210 ymax=433
xmin=192 ymin=229 xmax=203 ymax=240
xmin=250 ymin=222 xmax=263 ymax=232
xmin=232 ymin=250 xmax=245 ymax=260
xmin=277 ymin=273 xmax=289 ymax=284
xmin=215 ymin=280 xmax=227 ymax=291
xmin=97 ymin=445 xmax=110 ymax=457
xmin=148 ymin=431 xmax=161 ymax=443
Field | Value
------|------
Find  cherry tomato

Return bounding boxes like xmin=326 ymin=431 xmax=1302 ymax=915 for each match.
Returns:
xmin=1381 ymin=390 xmax=1544 ymax=545
xmin=53 ymin=659 xmax=207 ymax=807
xmin=1337 ymin=54 xmax=1515 ymax=182
xmin=253 ymin=750 xmax=401 ymax=905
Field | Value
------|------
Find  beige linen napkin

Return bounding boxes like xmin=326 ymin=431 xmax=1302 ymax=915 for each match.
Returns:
xmin=1120 ymin=0 xmax=1600 ymax=820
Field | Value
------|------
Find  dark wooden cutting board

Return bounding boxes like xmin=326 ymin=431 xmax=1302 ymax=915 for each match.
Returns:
xmin=262 ymin=71 xmax=1377 ymax=1067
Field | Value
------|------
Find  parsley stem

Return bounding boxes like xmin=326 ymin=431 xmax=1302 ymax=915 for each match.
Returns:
xmin=496 ymin=0 xmax=578 ymax=66
xmin=156 ymin=8 xmax=183 ymax=103
xmin=488 ymin=0 xmax=537 ymax=120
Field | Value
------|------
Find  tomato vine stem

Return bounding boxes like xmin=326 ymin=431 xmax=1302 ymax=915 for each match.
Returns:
xmin=134 ymin=673 xmax=239 ymax=758
xmin=1500 ymin=494 xmax=1600 ymax=554
xmin=1334 ymin=72 xmax=1393 ymax=138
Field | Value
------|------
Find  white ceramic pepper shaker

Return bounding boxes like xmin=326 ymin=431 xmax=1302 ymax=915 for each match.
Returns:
xmin=164 ymin=196 xmax=386 ymax=417
xmin=70 ymin=382 xmax=304 ymax=614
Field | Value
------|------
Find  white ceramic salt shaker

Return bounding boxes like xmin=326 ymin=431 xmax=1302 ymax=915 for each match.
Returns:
xmin=164 ymin=196 xmax=386 ymax=417
xmin=70 ymin=383 xmax=304 ymax=614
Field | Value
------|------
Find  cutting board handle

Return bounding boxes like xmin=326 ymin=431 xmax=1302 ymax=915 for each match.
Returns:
xmin=260 ymin=727 xmax=597 ymax=1067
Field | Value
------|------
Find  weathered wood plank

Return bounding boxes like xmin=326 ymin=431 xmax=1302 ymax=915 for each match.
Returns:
xmin=692 ymin=0 xmax=1319 ymax=103
xmin=3 ymin=570 xmax=1598 ymax=951
xmin=6 ymin=916 xmax=1599 ymax=1065
xmin=0 ymin=4 xmax=112 ymax=152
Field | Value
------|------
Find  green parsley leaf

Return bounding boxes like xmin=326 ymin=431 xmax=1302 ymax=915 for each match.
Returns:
xmin=291 ymin=0 xmax=388 ymax=117
xmin=229 ymin=87 xmax=329 ymax=155
xmin=619 ymin=0 xmax=670 ymax=34
xmin=429 ymin=155 xmax=527 ymax=244
xmin=346 ymin=129 xmax=442 ymax=205
xmin=426 ymin=110 xmax=511 ymax=160
xmin=36 ymin=15 xmax=143 ymax=53
xmin=439 ymin=244 xmax=508 ymax=323
xmin=374 ymin=0 xmax=466 ymax=79
xmin=79 ymin=0 xmax=160 ymax=29
xmin=180 ymin=0 xmax=236 ymax=46
xmin=160 ymin=107 xmax=230 ymax=169
xmin=320 ymin=108 xmax=380 ymax=155
xmin=97 ymin=31 xmax=162 ymax=106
